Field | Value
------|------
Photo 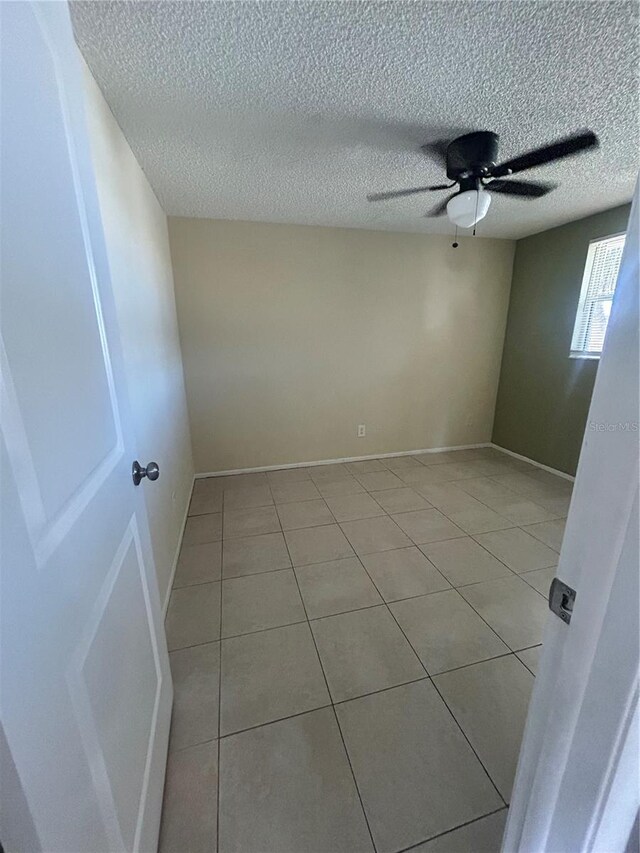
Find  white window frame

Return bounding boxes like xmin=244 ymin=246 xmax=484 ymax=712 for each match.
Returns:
xmin=570 ymin=232 xmax=626 ymax=360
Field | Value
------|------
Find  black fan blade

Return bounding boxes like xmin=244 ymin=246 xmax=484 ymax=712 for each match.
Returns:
xmin=486 ymin=179 xmax=556 ymax=198
xmin=420 ymin=139 xmax=449 ymax=168
xmin=492 ymin=131 xmax=598 ymax=178
xmin=367 ymin=185 xmax=449 ymax=202
xmin=424 ymin=194 xmax=456 ymax=217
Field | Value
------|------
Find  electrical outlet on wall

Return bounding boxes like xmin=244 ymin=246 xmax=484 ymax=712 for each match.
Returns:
xmin=357 ymin=424 xmax=366 ymax=437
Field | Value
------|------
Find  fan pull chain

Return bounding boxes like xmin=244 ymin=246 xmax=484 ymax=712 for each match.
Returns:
xmin=472 ymin=189 xmax=480 ymax=236
xmin=452 ymin=225 xmax=458 ymax=249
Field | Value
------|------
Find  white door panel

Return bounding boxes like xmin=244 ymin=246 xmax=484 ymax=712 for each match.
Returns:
xmin=1 ymin=3 xmax=172 ymax=851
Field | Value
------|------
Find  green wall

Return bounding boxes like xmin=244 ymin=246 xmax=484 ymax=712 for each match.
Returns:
xmin=492 ymin=204 xmax=631 ymax=476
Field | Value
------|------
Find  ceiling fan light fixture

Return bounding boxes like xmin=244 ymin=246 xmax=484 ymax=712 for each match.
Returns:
xmin=446 ymin=189 xmax=491 ymax=228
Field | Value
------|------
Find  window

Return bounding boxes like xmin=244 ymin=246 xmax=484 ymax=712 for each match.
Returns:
xmin=570 ymin=234 xmax=626 ymax=359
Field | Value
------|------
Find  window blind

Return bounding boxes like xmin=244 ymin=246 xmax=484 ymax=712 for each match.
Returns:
xmin=570 ymin=234 xmax=625 ymax=358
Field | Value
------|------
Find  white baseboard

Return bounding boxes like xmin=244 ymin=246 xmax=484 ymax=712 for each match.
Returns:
xmin=490 ymin=443 xmax=575 ymax=482
xmin=195 ymin=442 xmax=492 ymax=479
xmin=162 ymin=474 xmax=195 ymax=617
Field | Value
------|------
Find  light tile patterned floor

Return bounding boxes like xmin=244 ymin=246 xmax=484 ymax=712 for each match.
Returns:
xmin=159 ymin=447 xmax=571 ymax=853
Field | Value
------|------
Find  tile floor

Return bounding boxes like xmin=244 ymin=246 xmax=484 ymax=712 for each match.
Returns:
xmin=159 ymin=447 xmax=571 ymax=853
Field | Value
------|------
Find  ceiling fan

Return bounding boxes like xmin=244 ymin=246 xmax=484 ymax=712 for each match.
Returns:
xmin=367 ymin=130 xmax=599 ymax=229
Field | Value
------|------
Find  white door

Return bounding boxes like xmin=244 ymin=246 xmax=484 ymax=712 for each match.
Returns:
xmin=1 ymin=3 xmax=172 ymax=851
xmin=503 ymin=181 xmax=639 ymax=851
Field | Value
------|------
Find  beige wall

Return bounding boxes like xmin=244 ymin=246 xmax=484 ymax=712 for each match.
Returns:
xmin=82 ymin=62 xmax=194 ymax=608
xmin=168 ymin=218 xmax=515 ymax=473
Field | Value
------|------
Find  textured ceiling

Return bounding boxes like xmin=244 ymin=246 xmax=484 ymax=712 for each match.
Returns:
xmin=71 ymin=1 xmax=639 ymax=239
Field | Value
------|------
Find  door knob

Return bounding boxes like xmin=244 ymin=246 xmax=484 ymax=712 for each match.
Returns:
xmin=132 ymin=460 xmax=160 ymax=486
